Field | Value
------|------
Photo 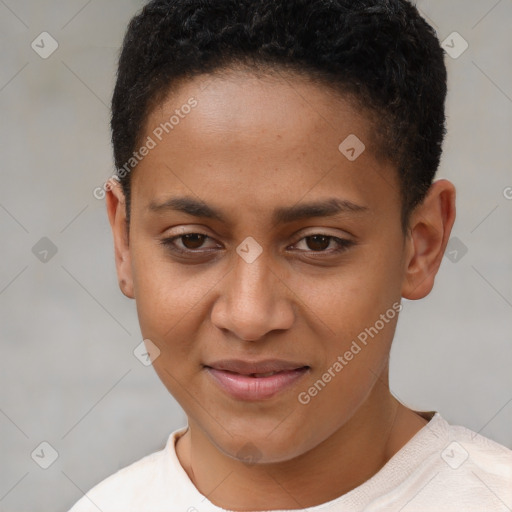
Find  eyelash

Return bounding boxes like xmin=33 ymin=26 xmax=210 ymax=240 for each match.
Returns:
xmin=159 ymin=232 xmax=354 ymax=256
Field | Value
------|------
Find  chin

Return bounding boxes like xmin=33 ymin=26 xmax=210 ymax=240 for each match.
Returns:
xmin=211 ymin=421 xmax=316 ymax=466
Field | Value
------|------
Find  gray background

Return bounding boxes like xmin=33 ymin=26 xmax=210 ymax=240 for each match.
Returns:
xmin=0 ymin=1 xmax=511 ymax=511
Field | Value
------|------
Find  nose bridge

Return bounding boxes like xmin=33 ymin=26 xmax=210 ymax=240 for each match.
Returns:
xmin=211 ymin=248 xmax=294 ymax=341
xmin=230 ymin=250 xmax=277 ymax=313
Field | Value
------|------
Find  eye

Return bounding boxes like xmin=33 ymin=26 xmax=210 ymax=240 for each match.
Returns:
xmin=160 ymin=232 xmax=354 ymax=256
xmin=290 ymin=234 xmax=354 ymax=254
xmin=160 ymin=233 xmax=217 ymax=253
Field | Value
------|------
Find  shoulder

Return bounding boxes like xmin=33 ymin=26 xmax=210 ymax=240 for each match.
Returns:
xmin=447 ymin=422 xmax=512 ymax=478
xmin=410 ymin=414 xmax=512 ymax=510
xmin=67 ymin=429 xmax=186 ymax=512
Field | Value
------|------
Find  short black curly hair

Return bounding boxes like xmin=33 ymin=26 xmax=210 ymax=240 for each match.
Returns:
xmin=111 ymin=0 xmax=447 ymax=230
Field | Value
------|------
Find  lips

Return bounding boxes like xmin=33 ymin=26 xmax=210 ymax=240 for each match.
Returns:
xmin=205 ymin=358 xmax=309 ymax=374
xmin=204 ymin=359 xmax=310 ymax=400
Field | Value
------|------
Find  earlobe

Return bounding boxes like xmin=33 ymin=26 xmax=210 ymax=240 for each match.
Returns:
xmin=105 ymin=179 xmax=135 ymax=299
xmin=401 ymin=179 xmax=456 ymax=300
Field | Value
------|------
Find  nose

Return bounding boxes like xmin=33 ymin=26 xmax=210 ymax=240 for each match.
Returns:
xmin=210 ymin=252 xmax=295 ymax=342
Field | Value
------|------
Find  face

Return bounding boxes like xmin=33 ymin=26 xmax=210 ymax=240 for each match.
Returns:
xmin=114 ymin=69 xmax=413 ymax=463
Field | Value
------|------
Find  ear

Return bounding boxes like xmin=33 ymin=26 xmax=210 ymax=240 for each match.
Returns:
xmin=401 ymin=179 xmax=456 ymax=300
xmin=105 ymin=179 xmax=135 ymax=299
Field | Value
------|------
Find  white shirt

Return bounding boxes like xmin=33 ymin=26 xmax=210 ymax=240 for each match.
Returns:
xmin=68 ymin=411 xmax=512 ymax=511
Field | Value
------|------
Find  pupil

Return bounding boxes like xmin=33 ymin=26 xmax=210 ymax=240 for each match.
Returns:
xmin=307 ymin=235 xmax=330 ymax=251
xmin=183 ymin=234 xmax=205 ymax=249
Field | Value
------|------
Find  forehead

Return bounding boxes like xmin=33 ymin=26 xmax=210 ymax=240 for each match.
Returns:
xmin=146 ymin=68 xmax=371 ymax=151
xmin=131 ymin=69 xmax=400 ymax=221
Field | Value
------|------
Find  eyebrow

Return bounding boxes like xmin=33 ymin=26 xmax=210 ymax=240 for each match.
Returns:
xmin=148 ymin=196 xmax=369 ymax=224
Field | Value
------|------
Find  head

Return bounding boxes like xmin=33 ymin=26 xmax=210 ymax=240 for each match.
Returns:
xmin=106 ymin=0 xmax=455 ymax=464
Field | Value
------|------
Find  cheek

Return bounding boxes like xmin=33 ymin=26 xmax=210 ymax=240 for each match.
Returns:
xmin=286 ymin=246 xmax=403 ymax=343
xmin=130 ymin=239 xmax=211 ymax=328
xmin=287 ymin=241 xmax=403 ymax=403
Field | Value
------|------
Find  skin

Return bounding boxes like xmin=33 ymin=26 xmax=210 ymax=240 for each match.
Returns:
xmin=106 ymin=68 xmax=456 ymax=510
